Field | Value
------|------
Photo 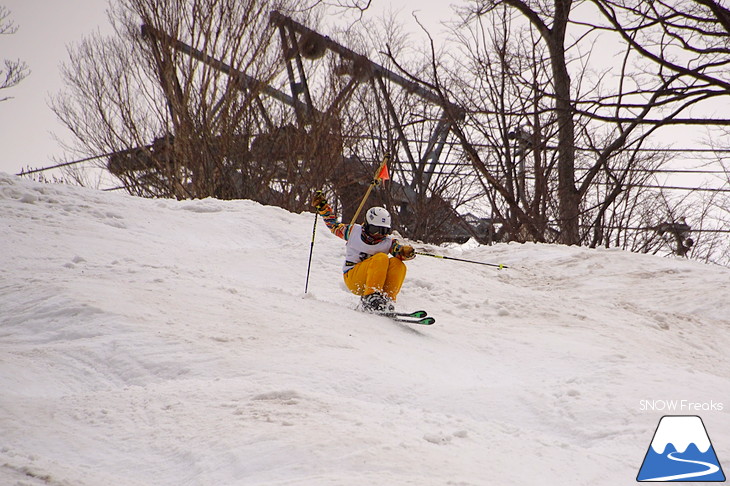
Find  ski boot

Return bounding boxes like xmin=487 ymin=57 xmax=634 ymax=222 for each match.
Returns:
xmin=361 ymin=292 xmax=395 ymax=314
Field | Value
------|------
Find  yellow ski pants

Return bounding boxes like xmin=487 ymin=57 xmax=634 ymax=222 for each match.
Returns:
xmin=343 ymin=252 xmax=406 ymax=301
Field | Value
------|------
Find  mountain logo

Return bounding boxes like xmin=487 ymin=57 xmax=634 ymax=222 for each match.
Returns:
xmin=637 ymin=415 xmax=725 ymax=482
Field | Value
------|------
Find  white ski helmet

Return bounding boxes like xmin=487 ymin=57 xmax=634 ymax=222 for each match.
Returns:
xmin=364 ymin=206 xmax=391 ymax=234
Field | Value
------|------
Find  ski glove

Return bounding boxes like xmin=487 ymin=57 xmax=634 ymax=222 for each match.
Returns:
xmin=398 ymin=244 xmax=416 ymax=260
xmin=312 ymin=191 xmax=327 ymax=212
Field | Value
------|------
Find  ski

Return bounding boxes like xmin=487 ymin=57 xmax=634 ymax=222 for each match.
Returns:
xmin=357 ymin=305 xmax=435 ymax=325
xmin=390 ymin=315 xmax=436 ymax=325
xmin=382 ymin=310 xmax=435 ymax=325
xmin=391 ymin=310 xmax=428 ymax=319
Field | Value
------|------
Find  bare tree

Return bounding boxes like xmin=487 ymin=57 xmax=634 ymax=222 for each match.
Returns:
xmin=391 ymin=3 xmax=664 ymax=246
xmin=51 ymin=0 xmax=311 ymax=202
xmin=582 ymin=0 xmax=730 ymax=262
xmin=375 ymin=0 xmax=730 ymax=264
xmin=465 ymin=0 xmax=580 ymax=244
xmin=588 ymin=0 xmax=730 ymax=114
xmin=0 ymin=6 xmax=29 ymax=102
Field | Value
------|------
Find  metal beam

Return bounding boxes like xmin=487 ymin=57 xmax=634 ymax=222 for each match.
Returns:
xmin=269 ymin=11 xmax=463 ymax=117
xmin=140 ymin=24 xmax=320 ymax=118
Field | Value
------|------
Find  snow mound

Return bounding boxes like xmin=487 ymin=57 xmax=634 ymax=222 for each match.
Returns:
xmin=1 ymin=173 xmax=729 ymax=485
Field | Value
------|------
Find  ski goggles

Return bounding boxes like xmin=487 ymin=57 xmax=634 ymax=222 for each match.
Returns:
xmin=366 ymin=224 xmax=391 ymax=236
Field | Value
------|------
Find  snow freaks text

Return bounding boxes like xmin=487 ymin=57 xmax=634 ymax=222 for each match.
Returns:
xmin=639 ymin=400 xmax=724 ymax=412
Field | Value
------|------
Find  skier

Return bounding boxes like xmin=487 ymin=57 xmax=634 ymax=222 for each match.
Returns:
xmin=312 ymin=192 xmax=415 ymax=312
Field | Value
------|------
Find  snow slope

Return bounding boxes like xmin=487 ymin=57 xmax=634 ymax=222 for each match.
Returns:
xmin=1 ymin=173 xmax=729 ymax=485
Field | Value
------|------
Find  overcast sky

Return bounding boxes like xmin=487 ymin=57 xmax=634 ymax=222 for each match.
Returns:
xmin=1 ymin=0 xmax=111 ymax=175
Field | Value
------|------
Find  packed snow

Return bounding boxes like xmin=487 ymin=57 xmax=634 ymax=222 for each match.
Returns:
xmin=1 ymin=172 xmax=729 ymax=485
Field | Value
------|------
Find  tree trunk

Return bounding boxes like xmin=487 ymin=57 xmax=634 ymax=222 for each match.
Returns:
xmin=550 ymin=37 xmax=580 ymax=245
xmin=550 ymin=0 xmax=579 ymax=244
xmin=501 ymin=0 xmax=580 ymax=244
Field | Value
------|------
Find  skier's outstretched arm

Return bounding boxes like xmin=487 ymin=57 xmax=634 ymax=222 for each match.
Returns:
xmin=312 ymin=192 xmax=351 ymax=241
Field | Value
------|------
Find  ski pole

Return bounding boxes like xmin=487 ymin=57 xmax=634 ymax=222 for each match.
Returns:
xmin=304 ymin=200 xmax=320 ymax=293
xmin=415 ymin=251 xmax=508 ymax=269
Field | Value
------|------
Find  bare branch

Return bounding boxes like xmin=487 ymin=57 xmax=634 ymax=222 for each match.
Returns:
xmin=0 ymin=6 xmax=29 ymax=101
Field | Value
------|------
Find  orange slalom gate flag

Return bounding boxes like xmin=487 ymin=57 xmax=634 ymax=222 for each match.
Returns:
xmin=377 ymin=163 xmax=390 ymax=181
